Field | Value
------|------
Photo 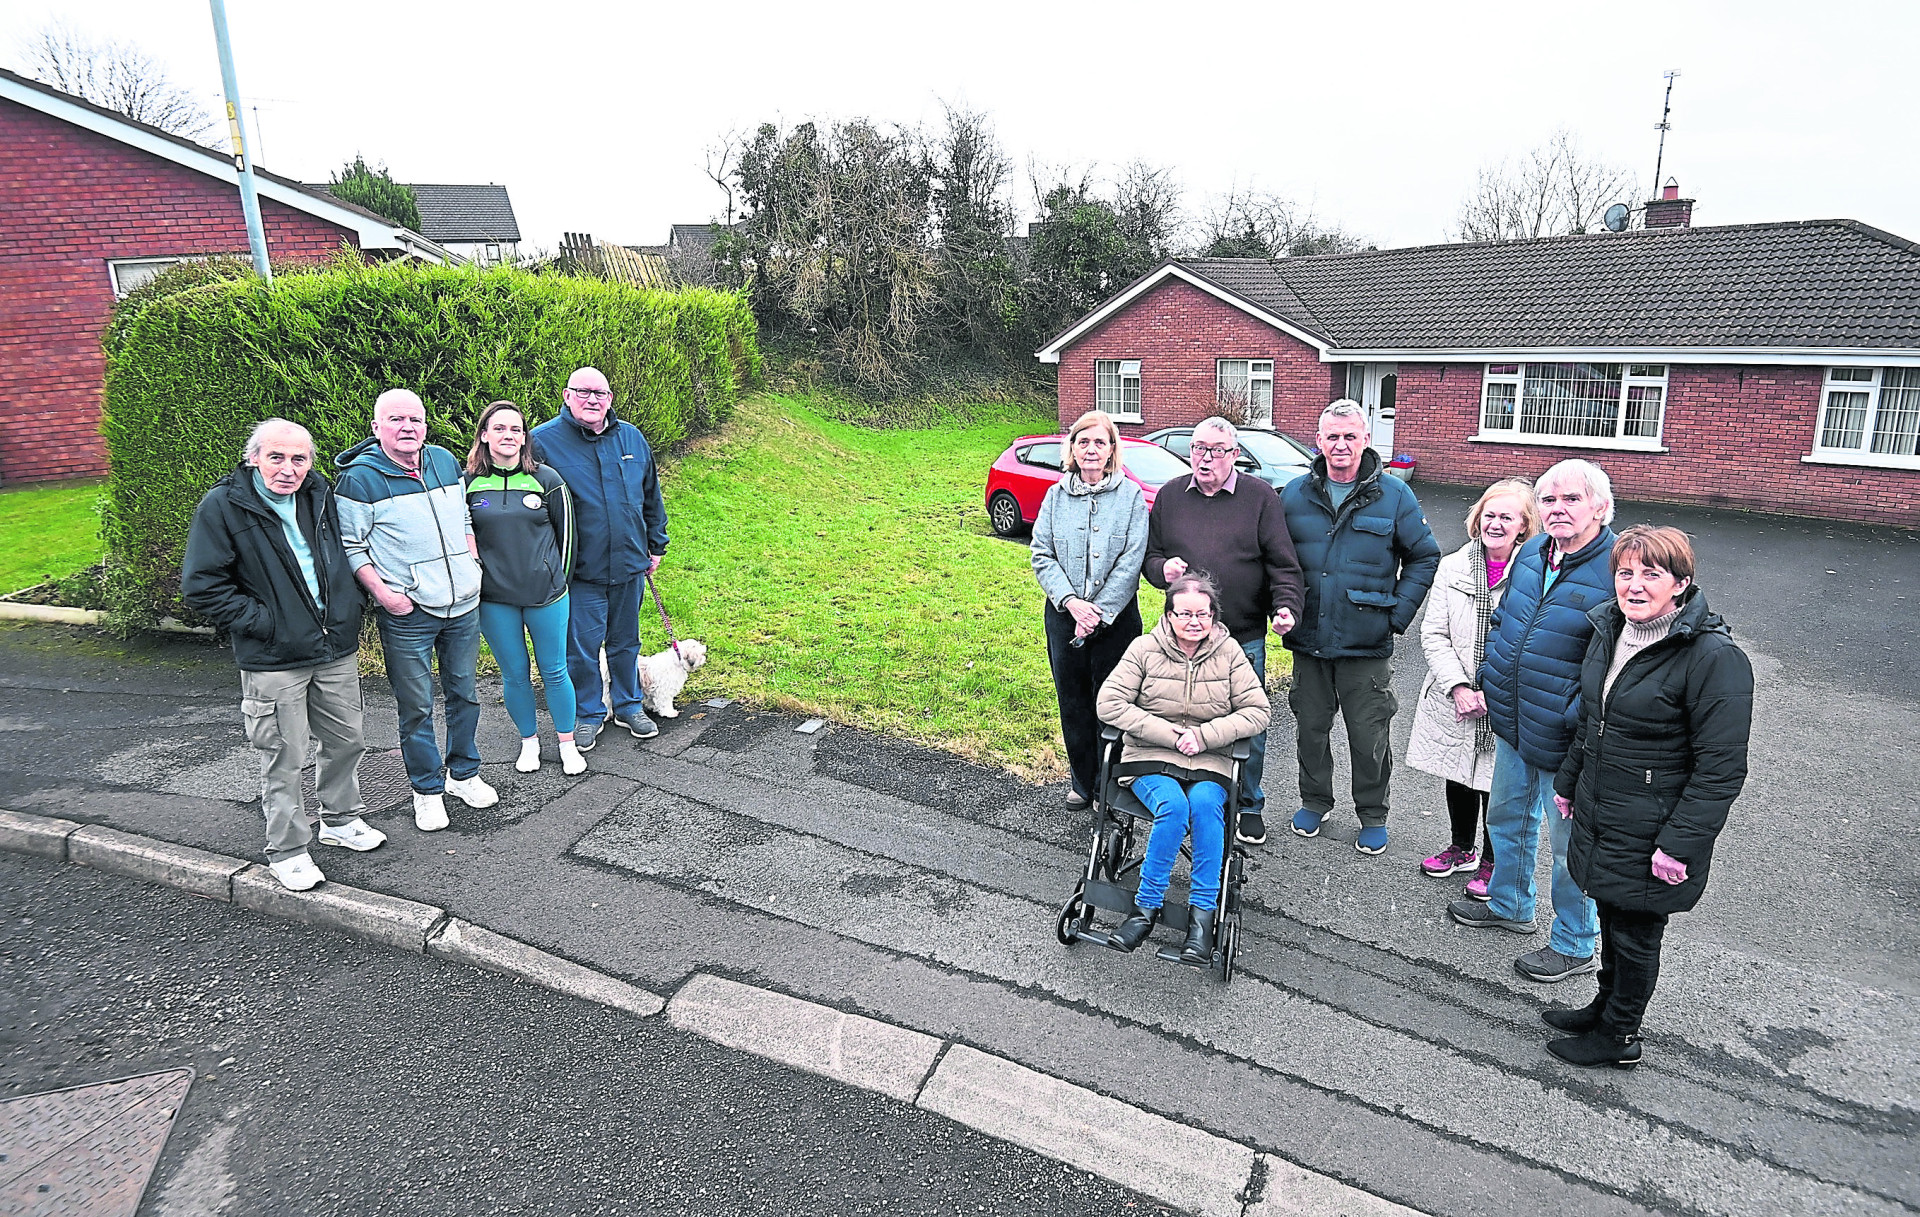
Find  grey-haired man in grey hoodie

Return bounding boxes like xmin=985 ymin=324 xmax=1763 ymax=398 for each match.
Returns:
xmin=335 ymin=389 xmax=497 ymax=831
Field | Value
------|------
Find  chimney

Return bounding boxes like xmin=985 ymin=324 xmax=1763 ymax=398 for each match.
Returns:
xmin=1645 ymin=176 xmax=1694 ymax=229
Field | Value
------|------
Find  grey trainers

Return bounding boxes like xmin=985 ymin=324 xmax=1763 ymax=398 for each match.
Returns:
xmin=613 ymin=709 xmax=659 ymax=740
xmin=1448 ymin=897 xmax=1537 ymax=934
xmin=575 ymin=717 xmax=601 ymax=752
xmin=1515 ymin=946 xmax=1599 ymax=983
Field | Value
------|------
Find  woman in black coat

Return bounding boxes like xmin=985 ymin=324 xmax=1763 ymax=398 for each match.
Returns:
xmin=1547 ymin=525 xmax=1754 ymax=1069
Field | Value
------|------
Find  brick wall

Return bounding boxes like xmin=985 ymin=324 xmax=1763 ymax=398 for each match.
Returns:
xmin=1392 ymin=362 xmax=1920 ymax=528
xmin=0 ymin=99 xmax=360 ymax=483
xmin=1054 ymin=279 xmax=1340 ymax=439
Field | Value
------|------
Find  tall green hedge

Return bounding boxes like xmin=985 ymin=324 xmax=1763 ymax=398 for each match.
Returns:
xmin=101 ymin=257 xmax=761 ymax=625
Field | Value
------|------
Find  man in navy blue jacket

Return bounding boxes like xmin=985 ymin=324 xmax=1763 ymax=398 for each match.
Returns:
xmin=1450 ymin=459 xmax=1618 ymax=985
xmin=531 ymin=367 xmax=670 ymax=750
xmin=1281 ymin=402 xmax=1440 ymax=856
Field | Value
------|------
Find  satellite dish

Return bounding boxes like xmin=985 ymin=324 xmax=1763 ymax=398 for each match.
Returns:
xmin=1603 ymin=203 xmax=1632 ymax=233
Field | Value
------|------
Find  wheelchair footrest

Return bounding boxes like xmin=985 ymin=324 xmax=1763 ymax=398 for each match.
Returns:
xmin=1153 ymin=945 xmax=1213 ymax=969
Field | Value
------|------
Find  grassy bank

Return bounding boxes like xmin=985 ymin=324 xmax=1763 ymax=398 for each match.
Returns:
xmin=0 ymin=479 xmax=105 ymax=595
xmin=659 ymin=393 xmax=1079 ymax=775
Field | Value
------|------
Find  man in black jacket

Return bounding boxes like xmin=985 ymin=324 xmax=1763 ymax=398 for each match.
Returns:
xmin=182 ymin=419 xmax=385 ymax=891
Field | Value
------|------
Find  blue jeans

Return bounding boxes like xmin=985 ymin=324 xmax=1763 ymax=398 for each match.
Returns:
xmin=566 ymin=577 xmax=645 ymax=724
xmin=1239 ymin=637 xmax=1268 ymax=815
xmin=1485 ymin=736 xmax=1598 ymax=958
xmin=1131 ymin=774 xmax=1229 ymax=912
xmin=479 ymin=597 xmax=577 ymax=737
xmin=376 ymin=606 xmax=481 ymax=794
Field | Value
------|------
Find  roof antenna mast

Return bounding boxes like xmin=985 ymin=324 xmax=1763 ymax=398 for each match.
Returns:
xmin=1652 ymin=70 xmax=1680 ymax=194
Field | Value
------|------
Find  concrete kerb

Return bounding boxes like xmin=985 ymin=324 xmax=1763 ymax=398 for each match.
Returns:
xmin=68 ymin=825 xmax=248 ymax=902
xmin=0 ymin=808 xmax=1428 ymax=1217
xmin=428 ymin=918 xmax=665 ymax=1018
xmin=667 ymin=973 xmax=942 ymax=1102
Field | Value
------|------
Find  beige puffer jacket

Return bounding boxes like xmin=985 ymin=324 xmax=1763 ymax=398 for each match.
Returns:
xmin=1406 ymin=542 xmax=1510 ymax=790
xmin=1095 ymin=616 xmax=1270 ymax=783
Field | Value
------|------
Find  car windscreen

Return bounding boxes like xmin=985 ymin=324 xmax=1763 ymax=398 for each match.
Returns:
xmin=1238 ymin=430 xmax=1313 ymax=468
xmin=1121 ymin=444 xmax=1192 ymax=485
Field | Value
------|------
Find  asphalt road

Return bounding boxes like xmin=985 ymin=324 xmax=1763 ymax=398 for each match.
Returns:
xmin=0 ymin=851 xmax=1165 ymax=1217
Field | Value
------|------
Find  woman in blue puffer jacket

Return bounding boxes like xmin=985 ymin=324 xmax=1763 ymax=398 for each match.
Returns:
xmin=1031 ymin=411 xmax=1150 ymax=809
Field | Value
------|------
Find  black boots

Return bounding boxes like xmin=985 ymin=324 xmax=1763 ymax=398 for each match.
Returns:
xmin=1107 ymin=904 xmax=1159 ymax=952
xmin=1179 ymin=906 xmax=1215 ymax=967
xmin=1541 ymin=1001 xmax=1604 ymax=1033
xmin=1546 ymin=1030 xmax=1643 ymax=1069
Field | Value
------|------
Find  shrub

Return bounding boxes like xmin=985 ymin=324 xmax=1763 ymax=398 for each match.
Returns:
xmin=101 ymin=258 xmax=760 ymax=626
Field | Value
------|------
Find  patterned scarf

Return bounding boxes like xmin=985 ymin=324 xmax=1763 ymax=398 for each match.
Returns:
xmin=1468 ymin=540 xmax=1496 ymax=750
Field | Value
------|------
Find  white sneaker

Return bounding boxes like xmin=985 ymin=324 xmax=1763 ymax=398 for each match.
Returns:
xmin=268 ymin=853 xmax=325 ymax=891
xmin=558 ymin=740 xmax=587 ymax=776
xmin=444 ymin=773 xmax=499 ymax=808
xmin=515 ymin=738 xmax=542 ymax=773
xmin=413 ymin=791 xmax=449 ymax=831
xmin=316 ymin=817 xmax=387 ymax=852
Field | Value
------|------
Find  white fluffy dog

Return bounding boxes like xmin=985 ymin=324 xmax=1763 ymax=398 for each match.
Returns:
xmin=637 ymin=638 xmax=708 ymax=718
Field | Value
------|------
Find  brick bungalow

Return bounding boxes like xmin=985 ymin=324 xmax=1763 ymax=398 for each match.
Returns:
xmin=0 ymin=68 xmax=454 ymax=485
xmin=1036 ymin=205 xmax=1920 ymax=528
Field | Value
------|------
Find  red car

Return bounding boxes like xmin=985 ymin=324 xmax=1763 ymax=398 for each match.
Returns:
xmin=985 ymin=435 xmax=1191 ymax=537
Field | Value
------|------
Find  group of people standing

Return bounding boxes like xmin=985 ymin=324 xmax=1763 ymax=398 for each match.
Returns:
xmin=181 ymin=367 xmax=671 ymax=892
xmin=1032 ymin=402 xmax=1754 ymax=1068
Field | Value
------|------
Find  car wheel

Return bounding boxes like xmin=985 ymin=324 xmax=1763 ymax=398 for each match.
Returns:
xmin=988 ymin=490 xmax=1025 ymax=537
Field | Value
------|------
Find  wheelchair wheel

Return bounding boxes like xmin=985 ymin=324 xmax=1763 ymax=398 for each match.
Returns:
xmin=1056 ymin=888 xmax=1088 ymax=945
xmin=1217 ymin=917 xmax=1239 ymax=983
xmin=1100 ymin=820 xmax=1132 ymax=878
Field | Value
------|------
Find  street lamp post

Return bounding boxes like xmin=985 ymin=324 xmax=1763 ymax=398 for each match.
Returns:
xmin=208 ymin=0 xmax=271 ymax=283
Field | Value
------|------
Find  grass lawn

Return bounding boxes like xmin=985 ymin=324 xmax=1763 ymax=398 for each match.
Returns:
xmin=659 ymin=392 xmax=1286 ymax=780
xmin=0 ymin=479 xmax=105 ymax=595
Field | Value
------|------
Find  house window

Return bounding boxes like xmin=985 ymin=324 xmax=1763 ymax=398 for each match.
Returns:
xmin=1815 ymin=367 xmax=1920 ymax=462
xmin=107 ymin=256 xmax=205 ymax=298
xmin=1217 ymin=360 xmax=1274 ymax=426
xmin=1476 ymin=363 xmax=1669 ymax=447
xmin=1095 ymin=359 xmax=1142 ymax=421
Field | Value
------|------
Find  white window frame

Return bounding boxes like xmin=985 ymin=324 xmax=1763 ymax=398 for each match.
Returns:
xmin=1470 ymin=362 xmax=1671 ymax=452
xmin=1216 ymin=358 xmax=1274 ymax=426
xmin=1803 ymin=367 xmax=1920 ymax=471
xmin=1095 ymin=359 xmax=1142 ymax=422
xmin=107 ymin=256 xmax=196 ymax=298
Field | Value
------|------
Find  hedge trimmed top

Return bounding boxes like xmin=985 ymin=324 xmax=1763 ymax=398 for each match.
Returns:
xmin=101 ymin=256 xmax=760 ymax=625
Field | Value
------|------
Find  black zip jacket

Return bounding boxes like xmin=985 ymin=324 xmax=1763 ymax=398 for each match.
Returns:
xmin=1555 ymin=588 xmax=1754 ymax=914
xmin=180 ymin=465 xmax=365 ymax=671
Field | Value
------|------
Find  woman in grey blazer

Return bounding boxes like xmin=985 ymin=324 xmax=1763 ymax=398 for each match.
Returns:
xmin=1032 ymin=410 xmax=1150 ymax=808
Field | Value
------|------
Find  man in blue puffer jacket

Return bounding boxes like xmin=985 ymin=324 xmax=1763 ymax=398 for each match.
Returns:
xmin=1281 ymin=401 xmax=1440 ymax=856
xmin=531 ymin=367 xmax=670 ymax=750
xmin=1450 ymin=458 xmax=1619 ymax=985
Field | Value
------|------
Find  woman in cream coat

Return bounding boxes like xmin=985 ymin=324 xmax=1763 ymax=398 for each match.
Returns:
xmin=1406 ymin=478 xmax=1538 ymax=894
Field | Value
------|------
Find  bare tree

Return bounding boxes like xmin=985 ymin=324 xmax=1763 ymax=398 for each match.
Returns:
xmin=1196 ymin=184 xmax=1370 ymax=258
xmin=1455 ymin=129 xmax=1635 ymax=242
xmin=18 ymin=22 xmax=216 ymax=143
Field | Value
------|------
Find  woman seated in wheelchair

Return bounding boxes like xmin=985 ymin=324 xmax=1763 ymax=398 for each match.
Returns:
xmin=1095 ymin=574 xmax=1270 ymax=964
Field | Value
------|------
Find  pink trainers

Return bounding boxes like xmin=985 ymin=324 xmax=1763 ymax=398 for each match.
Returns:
xmin=1465 ymin=857 xmax=1494 ymax=900
xmin=1422 ymin=844 xmax=1478 ymax=876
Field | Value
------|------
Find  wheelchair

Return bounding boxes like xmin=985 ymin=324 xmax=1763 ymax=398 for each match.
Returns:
xmin=1055 ymin=724 xmax=1250 ymax=982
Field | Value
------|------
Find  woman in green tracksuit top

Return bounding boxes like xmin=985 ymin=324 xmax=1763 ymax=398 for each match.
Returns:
xmin=464 ymin=401 xmax=585 ymax=776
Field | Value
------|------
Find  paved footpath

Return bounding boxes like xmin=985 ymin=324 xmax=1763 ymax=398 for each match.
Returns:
xmin=1 ymin=491 xmax=1914 ymax=1216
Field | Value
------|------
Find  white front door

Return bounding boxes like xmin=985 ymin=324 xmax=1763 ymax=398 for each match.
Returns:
xmin=1345 ymin=363 xmax=1399 ymax=457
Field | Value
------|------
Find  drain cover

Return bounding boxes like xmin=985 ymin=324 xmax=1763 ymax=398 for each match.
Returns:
xmin=0 ymin=1068 xmax=192 ymax=1216
xmin=303 ymin=748 xmax=413 ymax=820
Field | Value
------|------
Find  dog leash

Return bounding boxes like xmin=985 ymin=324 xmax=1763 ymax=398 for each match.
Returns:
xmin=642 ymin=567 xmax=683 ymax=662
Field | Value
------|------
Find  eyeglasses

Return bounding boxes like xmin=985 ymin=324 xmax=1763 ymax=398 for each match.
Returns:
xmin=567 ymin=387 xmax=611 ymax=400
xmin=1191 ymin=444 xmax=1236 ymax=460
xmin=1169 ymin=610 xmax=1214 ymax=622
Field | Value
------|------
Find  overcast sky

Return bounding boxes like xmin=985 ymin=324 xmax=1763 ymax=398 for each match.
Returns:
xmin=6 ymin=0 xmax=1916 ymax=254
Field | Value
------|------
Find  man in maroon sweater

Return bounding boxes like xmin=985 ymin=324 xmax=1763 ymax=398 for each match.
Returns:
xmin=1145 ymin=417 xmax=1305 ymax=844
